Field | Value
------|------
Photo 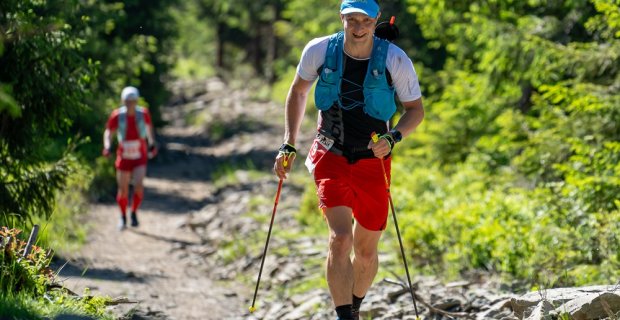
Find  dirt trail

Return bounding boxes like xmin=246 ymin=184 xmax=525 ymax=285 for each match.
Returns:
xmin=58 ymin=79 xmax=289 ymax=320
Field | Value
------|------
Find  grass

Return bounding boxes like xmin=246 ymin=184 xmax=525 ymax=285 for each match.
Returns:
xmin=1 ymin=162 xmax=113 ymax=319
xmin=0 ymin=293 xmax=115 ymax=320
xmin=1 ymin=227 xmax=113 ymax=320
xmin=0 ymin=293 xmax=114 ymax=320
xmin=34 ymin=188 xmax=89 ymax=253
xmin=211 ymin=161 xmax=269 ymax=189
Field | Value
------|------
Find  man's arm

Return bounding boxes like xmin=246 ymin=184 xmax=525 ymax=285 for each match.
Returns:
xmin=368 ymin=98 xmax=424 ymax=158
xmin=392 ymin=98 xmax=424 ymax=138
xmin=274 ymin=74 xmax=314 ymax=179
xmin=103 ymin=128 xmax=115 ymax=156
xmin=283 ymin=74 xmax=314 ymax=146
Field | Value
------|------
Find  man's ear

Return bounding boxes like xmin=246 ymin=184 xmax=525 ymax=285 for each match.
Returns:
xmin=376 ymin=11 xmax=381 ymax=22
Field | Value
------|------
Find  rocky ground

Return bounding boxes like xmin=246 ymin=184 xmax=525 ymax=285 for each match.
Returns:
xmin=58 ymin=78 xmax=620 ymax=320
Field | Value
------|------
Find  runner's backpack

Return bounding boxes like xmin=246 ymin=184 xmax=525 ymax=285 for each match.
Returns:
xmin=314 ymin=31 xmax=395 ymax=121
xmin=117 ymin=106 xmax=148 ymax=142
xmin=375 ymin=16 xmax=400 ymax=42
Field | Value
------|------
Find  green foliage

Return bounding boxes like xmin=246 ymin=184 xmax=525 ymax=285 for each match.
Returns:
xmin=295 ymin=179 xmax=323 ymax=235
xmin=0 ymin=228 xmax=112 ymax=319
xmin=0 ymin=0 xmax=179 ymax=224
xmin=0 ymin=1 xmax=177 ymax=315
xmin=393 ymin=0 xmax=620 ymax=286
xmin=87 ymin=156 xmax=117 ymax=202
xmin=34 ymin=168 xmax=92 ymax=251
xmin=0 ymin=0 xmax=94 ymax=158
xmin=0 ymin=151 xmax=80 ymax=227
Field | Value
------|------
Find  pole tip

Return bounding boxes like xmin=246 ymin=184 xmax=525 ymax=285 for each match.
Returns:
xmin=249 ymin=306 xmax=257 ymax=313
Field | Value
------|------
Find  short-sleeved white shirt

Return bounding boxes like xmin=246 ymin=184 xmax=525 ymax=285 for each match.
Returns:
xmin=296 ymin=35 xmax=422 ymax=103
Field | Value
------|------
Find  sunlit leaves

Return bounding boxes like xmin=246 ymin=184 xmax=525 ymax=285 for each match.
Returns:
xmin=395 ymin=0 xmax=620 ymax=285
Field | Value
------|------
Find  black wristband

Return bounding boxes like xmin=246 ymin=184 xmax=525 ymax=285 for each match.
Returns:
xmin=278 ymin=143 xmax=296 ymax=154
xmin=379 ymin=133 xmax=395 ymax=151
xmin=389 ymin=129 xmax=403 ymax=143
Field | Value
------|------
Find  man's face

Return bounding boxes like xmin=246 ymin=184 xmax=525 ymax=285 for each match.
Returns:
xmin=341 ymin=12 xmax=379 ymax=43
xmin=124 ymin=99 xmax=138 ymax=107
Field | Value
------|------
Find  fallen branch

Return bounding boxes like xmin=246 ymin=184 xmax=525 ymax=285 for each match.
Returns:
xmin=105 ymin=297 xmax=138 ymax=306
xmin=383 ymin=278 xmax=475 ymax=319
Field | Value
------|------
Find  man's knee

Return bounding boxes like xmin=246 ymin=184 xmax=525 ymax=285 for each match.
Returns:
xmin=117 ymin=188 xmax=129 ymax=197
xmin=354 ymin=245 xmax=378 ymax=265
xmin=133 ymin=185 xmax=144 ymax=194
xmin=329 ymin=233 xmax=353 ymax=257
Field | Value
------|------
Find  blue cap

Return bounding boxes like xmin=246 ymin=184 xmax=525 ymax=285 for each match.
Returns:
xmin=340 ymin=0 xmax=380 ymax=19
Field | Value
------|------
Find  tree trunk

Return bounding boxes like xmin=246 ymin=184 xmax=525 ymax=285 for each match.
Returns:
xmin=265 ymin=4 xmax=279 ymax=83
xmin=216 ymin=21 xmax=225 ymax=72
xmin=251 ymin=19 xmax=262 ymax=76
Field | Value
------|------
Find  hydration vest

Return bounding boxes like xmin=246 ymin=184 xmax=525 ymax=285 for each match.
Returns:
xmin=117 ymin=106 xmax=148 ymax=142
xmin=314 ymin=31 xmax=396 ymax=122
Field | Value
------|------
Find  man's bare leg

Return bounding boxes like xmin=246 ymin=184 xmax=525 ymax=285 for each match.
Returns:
xmin=351 ymin=221 xmax=382 ymax=315
xmin=116 ymin=170 xmax=132 ymax=229
xmin=324 ymin=206 xmax=354 ymax=308
xmin=129 ymin=165 xmax=146 ymax=226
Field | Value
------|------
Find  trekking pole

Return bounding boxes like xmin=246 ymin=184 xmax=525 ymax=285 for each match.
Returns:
xmin=249 ymin=156 xmax=289 ymax=313
xmin=371 ymin=132 xmax=420 ymax=320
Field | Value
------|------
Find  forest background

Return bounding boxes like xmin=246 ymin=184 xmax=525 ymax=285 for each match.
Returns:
xmin=1 ymin=0 xmax=619 ymax=317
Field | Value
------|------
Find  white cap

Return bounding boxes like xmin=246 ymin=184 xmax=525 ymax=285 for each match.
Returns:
xmin=121 ymin=86 xmax=139 ymax=101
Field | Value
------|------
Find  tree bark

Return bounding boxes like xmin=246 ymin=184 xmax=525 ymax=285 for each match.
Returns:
xmin=216 ymin=21 xmax=225 ymax=71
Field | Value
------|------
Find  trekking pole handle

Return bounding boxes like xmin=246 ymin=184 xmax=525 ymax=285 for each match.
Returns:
xmin=371 ymin=132 xmax=390 ymax=190
xmin=371 ymin=132 xmax=380 ymax=144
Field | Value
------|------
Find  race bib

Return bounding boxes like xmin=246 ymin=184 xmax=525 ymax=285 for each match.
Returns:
xmin=121 ymin=140 xmax=142 ymax=160
xmin=305 ymin=134 xmax=334 ymax=174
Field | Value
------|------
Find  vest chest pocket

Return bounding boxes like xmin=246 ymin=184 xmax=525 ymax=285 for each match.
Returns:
xmin=363 ymin=87 xmax=396 ymax=122
xmin=315 ymin=69 xmax=340 ymax=111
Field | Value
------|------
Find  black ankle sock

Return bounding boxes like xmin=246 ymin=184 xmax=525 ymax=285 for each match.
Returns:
xmin=335 ymin=304 xmax=353 ymax=319
xmin=352 ymin=295 xmax=365 ymax=313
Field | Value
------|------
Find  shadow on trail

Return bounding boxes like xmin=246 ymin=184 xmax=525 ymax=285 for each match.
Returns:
xmin=52 ymin=257 xmax=153 ymax=283
xmin=140 ymin=185 xmax=210 ymax=214
xmin=128 ymin=229 xmax=198 ymax=246
xmin=148 ymin=148 xmax=279 ymax=183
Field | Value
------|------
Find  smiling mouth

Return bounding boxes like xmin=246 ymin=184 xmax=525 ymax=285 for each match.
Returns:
xmin=353 ymin=33 xmax=366 ymax=39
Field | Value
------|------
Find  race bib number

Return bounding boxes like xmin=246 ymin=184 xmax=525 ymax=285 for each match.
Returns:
xmin=121 ymin=140 xmax=142 ymax=160
xmin=305 ymin=134 xmax=334 ymax=174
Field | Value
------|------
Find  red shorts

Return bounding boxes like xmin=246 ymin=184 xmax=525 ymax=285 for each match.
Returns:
xmin=115 ymin=158 xmax=147 ymax=171
xmin=313 ymin=151 xmax=391 ymax=231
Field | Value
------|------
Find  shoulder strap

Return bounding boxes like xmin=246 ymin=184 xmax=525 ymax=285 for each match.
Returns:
xmin=324 ymin=32 xmax=344 ymax=73
xmin=369 ymin=36 xmax=390 ymax=80
xmin=117 ymin=106 xmax=128 ymax=141
xmin=135 ymin=106 xmax=148 ymax=139
xmin=117 ymin=106 xmax=148 ymax=141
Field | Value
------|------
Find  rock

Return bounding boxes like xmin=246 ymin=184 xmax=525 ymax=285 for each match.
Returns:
xmin=262 ymin=301 xmax=287 ymax=319
xmin=281 ymin=295 xmax=324 ymax=320
xmin=290 ymin=290 xmax=323 ymax=306
xmin=524 ymin=300 xmax=554 ymax=320
xmin=433 ymin=296 xmax=464 ymax=311
xmin=360 ymin=302 xmax=390 ymax=318
xmin=552 ymin=291 xmax=620 ymax=320
xmin=511 ymin=285 xmax=613 ymax=318
xmin=476 ymin=298 xmax=513 ymax=320
xmin=54 ymin=315 xmax=96 ymax=320
xmin=446 ymin=280 xmax=472 ymax=288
